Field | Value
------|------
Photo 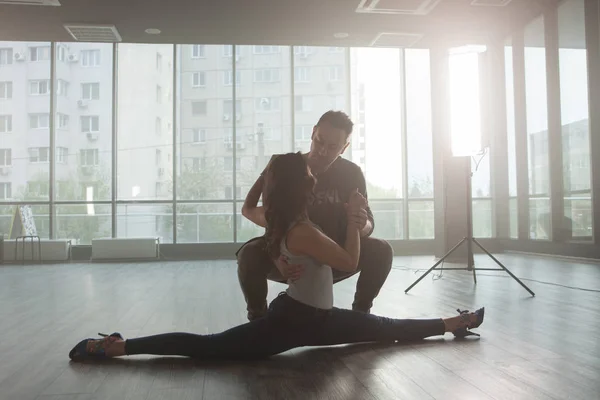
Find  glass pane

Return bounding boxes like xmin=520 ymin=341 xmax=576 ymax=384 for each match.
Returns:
xmin=117 ymin=204 xmax=172 ymax=242
xmin=505 ymin=42 xmax=518 ymax=197
xmin=472 ymin=198 xmax=493 ymax=238
xmin=509 ymin=197 xmax=518 ymax=239
xmin=559 ymin=0 xmax=592 ymax=199
xmin=350 ymin=48 xmax=402 ymax=199
xmin=55 ymin=43 xmax=113 ymax=202
xmin=405 ymin=49 xmax=433 ymax=198
xmin=0 ymin=205 xmax=49 ymax=239
xmin=234 ymin=45 xmax=293 ymax=201
xmin=236 ymin=201 xmax=264 ymax=243
xmin=370 ymin=200 xmax=403 ymax=240
xmin=117 ymin=44 xmax=173 ymax=201
xmin=564 ymin=194 xmax=592 ymax=238
xmin=175 ymin=202 xmax=233 ymax=243
xmin=0 ymin=42 xmax=51 ymax=201
xmin=55 ymin=204 xmax=111 ymax=245
xmin=529 ymin=197 xmax=550 ymax=240
xmin=524 ymin=17 xmax=550 ymax=197
xmin=471 ymin=153 xmax=491 ymax=197
xmin=408 ymin=200 xmax=434 ymax=239
xmin=177 ymin=44 xmax=234 ymax=201
xmin=293 ymin=46 xmax=348 ymax=153
xmin=448 ymin=46 xmax=485 ymax=157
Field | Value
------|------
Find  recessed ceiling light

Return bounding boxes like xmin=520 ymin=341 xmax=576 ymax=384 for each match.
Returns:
xmin=145 ymin=28 xmax=161 ymax=35
xmin=333 ymin=32 xmax=349 ymax=39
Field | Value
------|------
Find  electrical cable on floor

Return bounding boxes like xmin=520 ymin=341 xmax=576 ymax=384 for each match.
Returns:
xmin=391 ymin=265 xmax=600 ymax=293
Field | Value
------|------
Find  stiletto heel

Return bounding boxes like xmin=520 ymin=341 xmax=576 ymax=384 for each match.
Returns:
xmin=453 ymin=308 xmax=485 ymax=338
xmin=69 ymin=332 xmax=123 ymax=360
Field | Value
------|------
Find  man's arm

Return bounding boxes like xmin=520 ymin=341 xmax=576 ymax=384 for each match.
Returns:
xmin=241 ymin=176 xmax=266 ymax=228
xmin=355 ymin=166 xmax=375 ymax=237
xmin=241 ymin=155 xmax=277 ymax=228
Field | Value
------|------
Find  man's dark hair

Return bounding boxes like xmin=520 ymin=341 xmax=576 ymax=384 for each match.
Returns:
xmin=316 ymin=110 xmax=354 ymax=137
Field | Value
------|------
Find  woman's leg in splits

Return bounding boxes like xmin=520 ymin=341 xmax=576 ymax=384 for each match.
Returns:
xmin=81 ymin=316 xmax=304 ymax=360
xmin=306 ymin=308 xmax=480 ymax=347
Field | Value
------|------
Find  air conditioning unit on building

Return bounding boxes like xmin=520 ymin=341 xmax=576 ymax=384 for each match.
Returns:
xmin=237 ymin=143 xmax=246 ymax=150
xmin=223 ymin=114 xmax=231 ymax=121
xmin=68 ymin=54 xmax=79 ymax=62
xmin=81 ymin=166 xmax=94 ymax=175
xmin=86 ymin=132 xmax=98 ymax=141
xmin=77 ymin=99 xmax=88 ymax=108
xmin=14 ymin=52 xmax=25 ymax=61
xmin=225 ymin=142 xmax=233 ymax=150
xmin=157 ymin=167 xmax=165 ymax=176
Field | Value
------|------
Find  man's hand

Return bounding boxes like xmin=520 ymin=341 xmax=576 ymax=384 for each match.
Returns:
xmin=274 ymin=255 xmax=304 ymax=281
xmin=345 ymin=188 xmax=368 ymax=231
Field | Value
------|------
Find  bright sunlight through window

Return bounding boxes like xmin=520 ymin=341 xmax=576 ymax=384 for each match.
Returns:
xmin=448 ymin=45 xmax=487 ymax=157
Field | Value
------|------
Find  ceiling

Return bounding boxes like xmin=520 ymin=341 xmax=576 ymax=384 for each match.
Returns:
xmin=0 ymin=0 xmax=553 ymax=48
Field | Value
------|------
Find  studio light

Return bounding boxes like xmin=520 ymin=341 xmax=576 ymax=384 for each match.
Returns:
xmin=448 ymin=45 xmax=487 ymax=157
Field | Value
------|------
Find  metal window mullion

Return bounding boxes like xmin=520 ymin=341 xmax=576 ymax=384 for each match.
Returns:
xmin=345 ymin=47 xmax=352 ymax=161
xmin=49 ymin=42 xmax=56 ymax=239
xmin=290 ymin=46 xmax=295 ymax=150
xmin=400 ymin=49 xmax=409 ymax=240
xmin=512 ymin=31 xmax=530 ymax=240
xmin=584 ymin=0 xmax=600 ymax=244
xmin=111 ymin=43 xmax=118 ymax=238
xmin=172 ymin=44 xmax=178 ymax=243
xmin=544 ymin=6 xmax=564 ymax=242
xmin=232 ymin=45 xmax=237 ymax=243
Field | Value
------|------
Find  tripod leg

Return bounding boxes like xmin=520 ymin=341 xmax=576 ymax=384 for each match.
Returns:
xmin=405 ymin=238 xmax=467 ymax=294
xmin=472 ymin=238 xmax=535 ymax=296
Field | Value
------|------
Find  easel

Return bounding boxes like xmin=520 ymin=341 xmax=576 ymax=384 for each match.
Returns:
xmin=9 ymin=205 xmax=41 ymax=264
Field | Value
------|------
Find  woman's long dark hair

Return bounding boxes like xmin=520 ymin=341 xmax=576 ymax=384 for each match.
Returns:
xmin=264 ymin=152 xmax=315 ymax=259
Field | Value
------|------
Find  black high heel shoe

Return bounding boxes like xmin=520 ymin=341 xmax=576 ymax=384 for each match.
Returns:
xmin=68 ymin=332 xmax=123 ymax=361
xmin=453 ymin=308 xmax=485 ymax=338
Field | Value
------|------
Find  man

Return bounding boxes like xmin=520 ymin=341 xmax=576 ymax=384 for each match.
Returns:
xmin=237 ymin=110 xmax=393 ymax=321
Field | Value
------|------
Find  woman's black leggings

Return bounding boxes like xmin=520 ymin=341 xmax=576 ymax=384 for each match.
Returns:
xmin=125 ymin=293 xmax=446 ymax=359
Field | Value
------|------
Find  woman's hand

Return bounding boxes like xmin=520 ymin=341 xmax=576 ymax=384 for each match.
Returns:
xmin=345 ymin=188 xmax=368 ymax=230
xmin=274 ymin=255 xmax=305 ymax=281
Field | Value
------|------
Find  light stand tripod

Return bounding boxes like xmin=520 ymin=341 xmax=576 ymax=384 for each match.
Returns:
xmin=404 ymin=156 xmax=535 ymax=296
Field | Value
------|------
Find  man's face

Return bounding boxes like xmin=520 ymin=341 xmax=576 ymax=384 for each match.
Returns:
xmin=307 ymin=122 xmax=349 ymax=174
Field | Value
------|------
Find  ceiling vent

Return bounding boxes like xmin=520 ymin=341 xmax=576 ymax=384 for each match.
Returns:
xmin=0 ymin=0 xmax=59 ymax=5
xmin=470 ymin=0 xmax=513 ymax=6
xmin=64 ymin=24 xmax=122 ymax=42
xmin=356 ymin=0 xmax=442 ymax=15
xmin=0 ymin=0 xmax=60 ymax=6
xmin=370 ymin=32 xmax=424 ymax=48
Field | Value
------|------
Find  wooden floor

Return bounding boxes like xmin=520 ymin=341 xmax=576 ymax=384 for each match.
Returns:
xmin=1 ymin=254 xmax=599 ymax=400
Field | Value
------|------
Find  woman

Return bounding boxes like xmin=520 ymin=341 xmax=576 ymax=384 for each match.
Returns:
xmin=69 ymin=152 xmax=484 ymax=361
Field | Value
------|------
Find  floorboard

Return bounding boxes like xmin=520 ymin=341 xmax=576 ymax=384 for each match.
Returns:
xmin=0 ymin=254 xmax=598 ymax=400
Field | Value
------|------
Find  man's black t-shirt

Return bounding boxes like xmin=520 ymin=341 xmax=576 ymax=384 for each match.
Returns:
xmin=264 ymin=155 xmax=374 ymax=245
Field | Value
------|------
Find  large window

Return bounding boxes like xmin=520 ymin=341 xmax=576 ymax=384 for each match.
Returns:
xmin=405 ymin=49 xmax=434 ymax=239
xmin=117 ymin=44 xmax=173 ymax=240
xmin=559 ymin=0 xmax=593 ymax=239
xmin=294 ymin=46 xmax=348 ymax=153
xmin=0 ymin=41 xmax=51 ymax=212
xmin=351 ymin=48 xmax=404 ymax=239
xmin=524 ymin=17 xmax=551 ymax=240
xmin=52 ymin=42 xmax=113 ymax=244
xmin=448 ymin=46 xmax=493 ymax=238
xmin=235 ymin=45 xmax=292 ymax=242
xmin=176 ymin=45 xmax=234 ymax=243
xmin=0 ymin=42 xmax=438 ymax=245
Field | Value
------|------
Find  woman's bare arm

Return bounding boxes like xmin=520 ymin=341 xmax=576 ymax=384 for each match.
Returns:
xmin=286 ymin=222 xmax=360 ymax=273
xmin=241 ymin=176 xmax=267 ymax=227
